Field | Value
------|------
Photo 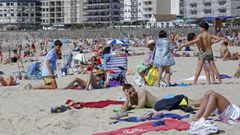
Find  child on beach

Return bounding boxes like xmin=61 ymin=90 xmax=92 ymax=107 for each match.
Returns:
xmin=178 ymin=22 xmax=222 ymax=85
xmin=153 ymin=30 xmax=175 ymax=87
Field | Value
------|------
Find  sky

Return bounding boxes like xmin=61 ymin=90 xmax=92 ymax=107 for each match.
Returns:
xmin=171 ymin=0 xmax=180 ymax=15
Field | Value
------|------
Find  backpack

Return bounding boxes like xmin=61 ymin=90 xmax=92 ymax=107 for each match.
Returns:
xmin=154 ymin=95 xmax=188 ymax=111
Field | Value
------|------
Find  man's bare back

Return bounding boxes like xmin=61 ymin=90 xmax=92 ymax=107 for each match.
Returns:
xmin=197 ymin=32 xmax=213 ymax=52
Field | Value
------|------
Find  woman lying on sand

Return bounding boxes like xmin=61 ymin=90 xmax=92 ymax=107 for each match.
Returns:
xmin=0 ymin=76 xmax=17 ymax=86
xmin=63 ymin=69 xmax=108 ymax=90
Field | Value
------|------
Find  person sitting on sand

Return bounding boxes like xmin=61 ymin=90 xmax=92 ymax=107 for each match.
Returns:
xmin=177 ymin=22 xmax=222 ymax=85
xmin=0 ymin=76 xmax=17 ymax=86
xmin=219 ymin=41 xmax=239 ymax=61
xmin=120 ymin=84 xmax=201 ymax=113
xmin=63 ymin=69 xmax=108 ymax=90
xmin=80 ymin=55 xmax=101 ymax=74
xmin=4 ymin=49 xmax=20 ymax=64
xmin=192 ymin=90 xmax=240 ymax=123
xmin=24 ymin=40 xmax=62 ymax=90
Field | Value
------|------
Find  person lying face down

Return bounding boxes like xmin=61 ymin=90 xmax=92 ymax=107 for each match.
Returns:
xmin=120 ymin=84 xmax=201 ymax=112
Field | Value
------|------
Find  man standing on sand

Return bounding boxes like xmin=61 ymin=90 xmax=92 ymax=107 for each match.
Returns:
xmin=24 ymin=40 xmax=62 ymax=90
xmin=178 ymin=22 xmax=222 ymax=85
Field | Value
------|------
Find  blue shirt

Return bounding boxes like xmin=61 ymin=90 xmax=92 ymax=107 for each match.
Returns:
xmin=42 ymin=49 xmax=57 ymax=77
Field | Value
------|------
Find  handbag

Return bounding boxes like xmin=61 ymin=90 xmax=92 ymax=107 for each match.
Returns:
xmin=144 ymin=66 xmax=158 ymax=86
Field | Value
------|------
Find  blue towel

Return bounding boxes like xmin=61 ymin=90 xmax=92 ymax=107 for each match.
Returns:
xmin=171 ymin=83 xmax=190 ymax=87
xmin=111 ymin=113 xmax=190 ymax=124
xmin=220 ymin=74 xmax=232 ymax=79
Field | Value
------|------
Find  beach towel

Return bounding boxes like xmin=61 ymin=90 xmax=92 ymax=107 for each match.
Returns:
xmin=220 ymin=74 xmax=232 ymax=79
xmin=65 ymin=99 xmax=124 ymax=109
xmin=111 ymin=113 xmax=190 ymax=124
xmin=94 ymin=119 xmax=190 ymax=135
xmin=171 ymin=83 xmax=190 ymax=87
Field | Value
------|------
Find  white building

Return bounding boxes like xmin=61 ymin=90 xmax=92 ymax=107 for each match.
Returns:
xmin=180 ymin=0 xmax=240 ymax=19
xmin=41 ymin=0 xmax=84 ymax=26
xmin=146 ymin=14 xmax=177 ymax=28
xmin=123 ymin=0 xmax=172 ymax=22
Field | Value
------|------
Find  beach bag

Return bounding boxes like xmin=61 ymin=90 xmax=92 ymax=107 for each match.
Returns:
xmin=144 ymin=67 xmax=158 ymax=86
xmin=136 ymin=64 xmax=147 ymax=73
xmin=154 ymin=95 xmax=188 ymax=111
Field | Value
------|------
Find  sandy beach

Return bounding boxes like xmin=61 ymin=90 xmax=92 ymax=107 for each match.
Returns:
xmin=0 ymin=42 xmax=239 ymax=135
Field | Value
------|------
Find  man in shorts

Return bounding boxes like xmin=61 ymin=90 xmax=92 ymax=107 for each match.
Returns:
xmin=24 ymin=40 xmax=62 ymax=90
xmin=178 ymin=22 xmax=222 ymax=85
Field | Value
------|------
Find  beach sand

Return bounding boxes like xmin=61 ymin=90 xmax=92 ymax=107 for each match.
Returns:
xmin=0 ymin=42 xmax=239 ymax=135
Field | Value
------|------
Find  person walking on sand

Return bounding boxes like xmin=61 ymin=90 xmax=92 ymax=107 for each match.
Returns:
xmin=24 ymin=40 xmax=62 ymax=90
xmin=178 ymin=22 xmax=222 ymax=85
xmin=153 ymin=30 xmax=175 ymax=87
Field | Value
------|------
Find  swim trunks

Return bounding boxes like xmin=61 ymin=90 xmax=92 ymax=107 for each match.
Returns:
xmin=43 ymin=76 xmax=56 ymax=86
xmin=198 ymin=50 xmax=214 ymax=60
xmin=217 ymin=104 xmax=240 ymax=121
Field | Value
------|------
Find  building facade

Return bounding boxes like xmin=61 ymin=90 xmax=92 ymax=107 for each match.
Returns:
xmin=41 ymin=0 xmax=84 ymax=26
xmin=123 ymin=0 xmax=138 ymax=21
xmin=0 ymin=0 xmax=41 ymax=28
xmin=123 ymin=0 xmax=172 ymax=22
xmin=180 ymin=0 xmax=240 ymax=18
xmin=83 ymin=0 xmax=123 ymax=26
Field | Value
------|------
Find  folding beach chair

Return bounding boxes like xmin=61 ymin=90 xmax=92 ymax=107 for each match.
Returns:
xmin=27 ymin=62 xmax=42 ymax=80
xmin=61 ymin=50 xmax=73 ymax=76
xmin=103 ymin=55 xmax=128 ymax=87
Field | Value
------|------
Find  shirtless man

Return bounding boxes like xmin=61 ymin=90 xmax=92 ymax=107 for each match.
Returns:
xmin=178 ymin=22 xmax=222 ymax=85
xmin=120 ymin=84 xmax=201 ymax=112
xmin=220 ymin=41 xmax=239 ymax=61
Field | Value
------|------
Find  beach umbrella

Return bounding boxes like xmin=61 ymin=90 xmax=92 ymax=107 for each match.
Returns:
xmin=107 ymin=39 xmax=124 ymax=45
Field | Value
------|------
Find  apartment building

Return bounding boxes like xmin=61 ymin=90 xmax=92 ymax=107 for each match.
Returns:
xmin=0 ymin=0 xmax=41 ymax=28
xmin=83 ymin=0 xmax=123 ymax=26
xmin=180 ymin=0 xmax=240 ymax=18
xmin=123 ymin=0 xmax=139 ymax=21
xmin=139 ymin=0 xmax=171 ymax=20
xmin=41 ymin=0 xmax=84 ymax=26
xmin=123 ymin=0 xmax=172 ymax=21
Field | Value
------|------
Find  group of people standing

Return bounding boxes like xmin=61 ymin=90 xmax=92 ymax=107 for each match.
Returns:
xmin=137 ymin=22 xmax=224 ymax=87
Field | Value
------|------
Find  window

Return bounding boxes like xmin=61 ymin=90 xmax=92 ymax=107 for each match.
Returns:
xmin=11 ymin=13 xmax=14 ymax=16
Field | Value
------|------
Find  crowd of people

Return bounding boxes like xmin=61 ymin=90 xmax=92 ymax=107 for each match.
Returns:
xmin=0 ymin=22 xmax=240 ymax=134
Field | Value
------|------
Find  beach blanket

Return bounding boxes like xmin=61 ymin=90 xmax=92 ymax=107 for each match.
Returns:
xmin=111 ymin=113 xmax=190 ymax=124
xmin=94 ymin=119 xmax=190 ymax=135
xmin=65 ymin=99 xmax=124 ymax=109
xmin=171 ymin=83 xmax=190 ymax=87
xmin=220 ymin=74 xmax=232 ymax=79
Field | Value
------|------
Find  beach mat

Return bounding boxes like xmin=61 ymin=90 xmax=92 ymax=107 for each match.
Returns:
xmin=93 ymin=119 xmax=190 ymax=135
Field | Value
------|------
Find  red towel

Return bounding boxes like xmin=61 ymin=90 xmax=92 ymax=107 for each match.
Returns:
xmin=65 ymin=99 xmax=124 ymax=109
xmin=93 ymin=119 xmax=190 ymax=135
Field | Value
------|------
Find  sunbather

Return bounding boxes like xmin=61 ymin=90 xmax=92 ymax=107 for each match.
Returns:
xmin=4 ymin=49 xmax=20 ymax=64
xmin=120 ymin=84 xmax=201 ymax=113
xmin=193 ymin=90 xmax=240 ymax=123
xmin=219 ymin=41 xmax=239 ymax=61
xmin=63 ymin=69 xmax=108 ymax=90
xmin=0 ymin=76 xmax=17 ymax=86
